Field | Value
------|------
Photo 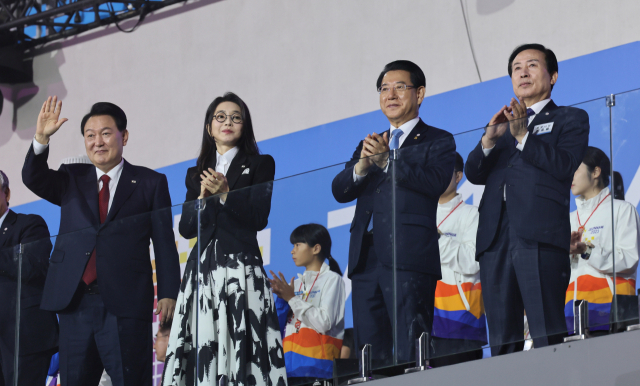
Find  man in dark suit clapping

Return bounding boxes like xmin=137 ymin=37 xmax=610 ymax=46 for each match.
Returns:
xmin=332 ymin=61 xmax=456 ymax=365
xmin=465 ymin=44 xmax=589 ymax=355
xmin=22 ymin=97 xmax=181 ymax=386
xmin=0 ymin=170 xmax=57 ymax=385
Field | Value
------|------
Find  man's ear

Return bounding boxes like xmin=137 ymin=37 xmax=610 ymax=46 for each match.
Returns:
xmin=550 ymin=71 xmax=558 ymax=86
xmin=122 ymin=129 xmax=129 ymax=146
xmin=5 ymin=188 xmax=10 ymax=205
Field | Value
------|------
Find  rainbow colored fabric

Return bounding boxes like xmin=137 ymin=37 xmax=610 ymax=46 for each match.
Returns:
xmin=283 ymin=327 xmax=342 ymax=379
xmin=565 ymin=275 xmax=636 ymax=332
xmin=432 ymin=282 xmax=487 ymax=342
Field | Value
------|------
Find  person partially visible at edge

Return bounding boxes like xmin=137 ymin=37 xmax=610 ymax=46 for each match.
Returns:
xmin=162 ymin=92 xmax=287 ymax=386
xmin=566 ymin=147 xmax=639 ymax=335
xmin=331 ymin=60 xmax=456 ymax=365
xmin=22 ymin=97 xmax=180 ymax=386
xmin=430 ymin=153 xmax=486 ymax=367
xmin=0 ymin=170 xmax=57 ymax=386
xmin=465 ymin=44 xmax=590 ymax=355
xmin=270 ymin=223 xmax=346 ymax=384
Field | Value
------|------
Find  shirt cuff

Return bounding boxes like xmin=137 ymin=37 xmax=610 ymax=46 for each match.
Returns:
xmin=32 ymin=137 xmax=48 ymax=155
xmin=481 ymin=143 xmax=495 ymax=157
xmin=353 ymin=167 xmax=367 ymax=183
xmin=516 ymin=132 xmax=529 ymax=151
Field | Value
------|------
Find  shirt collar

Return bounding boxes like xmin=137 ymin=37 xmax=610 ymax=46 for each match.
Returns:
xmin=529 ymin=99 xmax=551 ymax=116
xmin=390 ymin=117 xmax=420 ymax=136
xmin=0 ymin=209 xmax=8 ymax=229
xmin=297 ymin=262 xmax=330 ymax=279
xmin=216 ymin=146 xmax=239 ymax=167
xmin=438 ymin=193 xmax=463 ymax=211
xmin=96 ymin=158 xmax=124 ymax=182
xmin=576 ymin=187 xmax=610 ymax=211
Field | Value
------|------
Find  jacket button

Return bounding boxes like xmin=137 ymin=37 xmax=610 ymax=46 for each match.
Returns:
xmin=86 ymin=252 xmax=91 ymax=256
xmin=498 ymin=185 xmax=503 ymax=190
xmin=366 ymin=210 xmax=371 ymax=215
xmin=344 ymin=188 xmax=349 ymax=193
xmin=507 ymin=164 xmax=513 ymax=168
xmin=376 ymin=188 xmax=381 ymax=193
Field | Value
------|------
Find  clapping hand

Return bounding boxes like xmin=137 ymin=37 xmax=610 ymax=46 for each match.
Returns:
xmin=569 ymin=231 xmax=587 ymax=255
xmin=199 ymin=168 xmax=229 ymax=200
xmin=36 ymin=96 xmax=68 ymax=145
xmin=483 ymin=97 xmax=529 ymax=149
xmin=268 ymin=270 xmax=295 ymax=302
xmin=505 ymin=97 xmax=529 ymax=142
xmin=355 ymin=133 xmax=389 ymax=176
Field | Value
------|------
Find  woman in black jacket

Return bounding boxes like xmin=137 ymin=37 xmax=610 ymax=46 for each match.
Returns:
xmin=162 ymin=92 xmax=287 ymax=386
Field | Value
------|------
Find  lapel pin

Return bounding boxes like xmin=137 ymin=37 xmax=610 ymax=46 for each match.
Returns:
xmin=132 ymin=180 xmax=137 ymax=183
xmin=545 ymin=112 xmax=549 ymax=115
xmin=242 ymin=165 xmax=245 ymax=168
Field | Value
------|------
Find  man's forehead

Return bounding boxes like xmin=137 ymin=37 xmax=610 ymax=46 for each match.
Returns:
xmin=381 ymin=70 xmax=411 ymax=84
xmin=512 ymin=50 xmax=545 ymax=66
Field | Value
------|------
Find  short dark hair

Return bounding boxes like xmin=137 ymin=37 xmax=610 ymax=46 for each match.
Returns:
xmin=80 ymin=102 xmax=127 ymax=135
xmin=583 ymin=146 xmax=610 ymax=189
xmin=290 ymin=223 xmax=342 ymax=276
xmin=507 ymin=44 xmax=558 ymax=88
xmin=454 ymin=152 xmax=464 ymax=173
xmin=376 ymin=60 xmax=426 ymax=90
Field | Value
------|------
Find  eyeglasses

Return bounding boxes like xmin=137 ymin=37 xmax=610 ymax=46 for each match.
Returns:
xmin=377 ymin=84 xmax=415 ymax=94
xmin=214 ymin=112 xmax=243 ymax=124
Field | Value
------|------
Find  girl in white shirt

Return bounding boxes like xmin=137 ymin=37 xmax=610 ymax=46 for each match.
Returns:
xmin=270 ymin=224 xmax=346 ymax=383
xmin=567 ymin=146 xmax=640 ymax=334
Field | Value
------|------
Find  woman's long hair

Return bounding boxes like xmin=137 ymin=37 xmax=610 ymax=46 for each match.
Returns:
xmin=196 ymin=92 xmax=260 ymax=175
xmin=582 ymin=146 xmax=611 ymax=189
xmin=290 ymin=224 xmax=343 ymax=276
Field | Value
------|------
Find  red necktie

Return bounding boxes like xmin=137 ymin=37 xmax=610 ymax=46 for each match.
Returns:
xmin=82 ymin=174 xmax=110 ymax=285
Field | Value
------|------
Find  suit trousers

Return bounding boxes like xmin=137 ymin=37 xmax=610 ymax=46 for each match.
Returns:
xmin=351 ymin=234 xmax=438 ymax=366
xmin=479 ymin=202 xmax=570 ymax=356
xmin=0 ymin=343 xmax=54 ymax=386
xmin=58 ymin=287 xmax=152 ymax=386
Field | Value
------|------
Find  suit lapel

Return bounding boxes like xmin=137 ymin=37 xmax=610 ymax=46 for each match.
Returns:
xmin=528 ymin=100 xmax=558 ymax=131
xmin=104 ymin=160 xmax=139 ymax=225
xmin=79 ymin=166 xmax=100 ymax=224
xmin=399 ymin=119 xmax=429 ymax=149
xmin=226 ymin=151 xmax=249 ymax=191
xmin=0 ymin=210 xmax=17 ymax=247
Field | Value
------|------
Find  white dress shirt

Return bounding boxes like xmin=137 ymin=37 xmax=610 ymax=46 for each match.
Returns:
xmin=481 ymin=99 xmax=551 ymax=200
xmin=32 ymin=138 xmax=124 ymax=213
xmin=0 ymin=209 xmax=8 ymax=229
xmin=215 ymin=146 xmax=239 ymax=176
xmin=353 ymin=117 xmax=420 ymax=182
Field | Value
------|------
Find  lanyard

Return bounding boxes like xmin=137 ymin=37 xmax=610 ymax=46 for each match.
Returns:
xmin=298 ymin=272 xmax=321 ymax=302
xmin=438 ymin=201 xmax=463 ymax=229
xmin=577 ymin=193 xmax=610 ymax=234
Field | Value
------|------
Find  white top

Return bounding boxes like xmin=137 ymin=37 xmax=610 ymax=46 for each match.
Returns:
xmin=0 ymin=209 xmax=8 ymax=229
xmin=285 ymin=262 xmax=345 ymax=338
xmin=353 ymin=117 xmax=420 ymax=182
xmin=481 ymin=98 xmax=551 ymax=200
xmin=437 ymin=194 xmax=480 ymax=276
xmin=569 ymin=187 xmax=640 ymax=288
xmin=32 ymin=138 xmax=124 ymax=212
xmin=215 ymin=146 xmax=239 ymax=176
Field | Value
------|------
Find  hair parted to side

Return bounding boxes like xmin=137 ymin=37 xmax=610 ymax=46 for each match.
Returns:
xmin=0 ymin=170 xmax=8 ymax=192
xmin=583 ymin=146 xmax=611 ymax=189
xmin=80 ymin=102 xmax=128 ymax=135
xmin=196 ymin=92 xmax=260 ymax=176
xmin=508 ymin=43 xmax=558 ymax=90
xmin=376 ymin=60 xmax=426 ymax=91
xmin=454 ymin=152 xmax=464 ymax=173
xmin=290 ymin=223 xmax=343 ymax=276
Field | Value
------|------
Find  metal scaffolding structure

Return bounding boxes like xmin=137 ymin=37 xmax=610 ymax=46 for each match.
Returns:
xmin=0 ymin=0 xmax=188 ymax=48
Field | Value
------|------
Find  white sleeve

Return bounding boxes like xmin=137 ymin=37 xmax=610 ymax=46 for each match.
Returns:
xmin=481 ymin=143 xmax=495 ymax=157
xmin=438 ymin=207 xmax=479 ymax=275
xmin=288 ymin=274 xmax=346 ymax=334
xmin=515 ymin=132 xmax=529 ymax=151
xmin=588 ymin=202 xmax=640 ymax=275
xmin=32 ymin=137 xmax=49 ymax=155
xmin=353 ymin=168 xmax=367 ymax=184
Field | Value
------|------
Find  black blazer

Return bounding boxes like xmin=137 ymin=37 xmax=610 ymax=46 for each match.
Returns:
xmin=332 ymin=119 xmax=456 ymax=278
xmin=22 ymin=144 xmax=181 ymax=322
xmin=179 ymin=150 xmax=276 ymax=264
xmin=0 ymin=210 xmax=58 ymax=355
xmin=465 ymin=100 xmax=590 ymax=256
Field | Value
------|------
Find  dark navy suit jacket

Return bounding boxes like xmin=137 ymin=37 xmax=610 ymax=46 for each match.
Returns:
xmin=332 ymin=119 xmax=456 ymax=278
xmin=465 ymin=100 xmax=590 ymax=257
xmin=22 ymin=145 xmax=181 ymax=322
xmin=0 ymin=210 xmax=58 ymax=355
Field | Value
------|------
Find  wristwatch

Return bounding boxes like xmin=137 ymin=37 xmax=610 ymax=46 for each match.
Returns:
xmin=580 ymin=245 xmax=593 ymax=260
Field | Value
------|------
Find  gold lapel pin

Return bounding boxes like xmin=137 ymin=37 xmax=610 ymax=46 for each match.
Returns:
xmin=545 ymin=112 xmax=549 ymax=115
xmin=132 ymin=180 xmax=137 ymax=183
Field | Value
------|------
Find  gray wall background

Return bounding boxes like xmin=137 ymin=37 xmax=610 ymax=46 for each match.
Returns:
xmin=1 ymin=0 xmax=640 ymax=206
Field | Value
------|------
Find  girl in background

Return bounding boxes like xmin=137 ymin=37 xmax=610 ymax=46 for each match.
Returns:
xmin=270 ymin=224 xmax=345 ymax=384
xmin=567 ymin=146 xmax=640 ymax=334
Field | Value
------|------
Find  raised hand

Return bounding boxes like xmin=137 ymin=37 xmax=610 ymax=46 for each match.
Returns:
xmin=198 ymin=168 xmax=229 ymax=200
xmin=36 ymin=96 xmax=68 ymax=144
xmin=483 ymin=106 xmax=510 ymax=149
xmin=505 ymin=97 xmax=529 ymax=142
xmin=569 ymin=231 xmax=587 ymax=255
xmin=268 ymin=270 xmax=295 ymax=302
